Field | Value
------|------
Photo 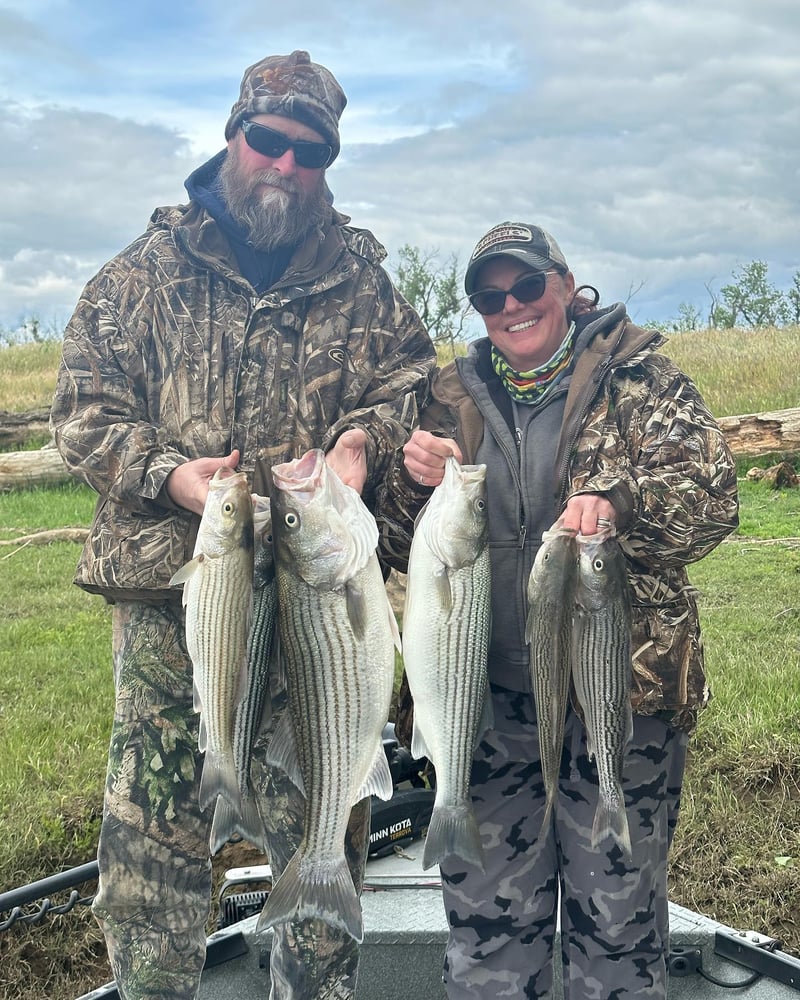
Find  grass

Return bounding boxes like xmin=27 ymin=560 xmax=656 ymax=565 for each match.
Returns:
xmin=672 ymin=536 xmax=800 ymax=946
xmin=0 ymin=341 xmax=63 ymax=413
xmin=0 ymin=332 xmax=799 ymax=997
xmin=661 ymin=325 xmax=800 ymax=416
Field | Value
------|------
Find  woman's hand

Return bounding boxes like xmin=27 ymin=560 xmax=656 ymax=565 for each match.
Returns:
xmin=559 ymin=493 xmax=617 ymax=536
xmin=402 ymin=430 xmax=462 ymax=488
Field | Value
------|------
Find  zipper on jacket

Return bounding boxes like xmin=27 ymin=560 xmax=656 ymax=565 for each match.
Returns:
xmin=556 ymin=356 xmax=613 ymax=509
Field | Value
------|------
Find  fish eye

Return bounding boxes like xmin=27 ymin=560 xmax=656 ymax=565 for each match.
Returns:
xmin=284 ymin=512 xmax=300 ymax=530
xmin=475 ymin=498 xmax=486 ymax=513
xmin=222 ymin=501 xmax=235 ymax=514
xmin=593 ymin=557 xmax=604 ymax=571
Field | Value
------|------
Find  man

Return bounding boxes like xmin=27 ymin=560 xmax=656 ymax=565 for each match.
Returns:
xmin=51 ymin=50 xmax=435 ymax=999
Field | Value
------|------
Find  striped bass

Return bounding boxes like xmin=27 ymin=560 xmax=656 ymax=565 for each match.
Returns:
xmin=402 ymin=456 xmax=491 ymax=872
xmin=210 ymin=496 xmax=275 ymax=854
xmin=169 ymin=468 xmax=254 ymax=838
xmin=572 ymin=530 xmax=633 ymax=858
xmin=258 ymin=449 xmax=398 ymax=942
xmin=525 ymin=525 xmax=578 ymax=835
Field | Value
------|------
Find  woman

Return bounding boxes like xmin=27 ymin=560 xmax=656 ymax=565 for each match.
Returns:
xmin=386 ymin=221 xmax=739 ymax=999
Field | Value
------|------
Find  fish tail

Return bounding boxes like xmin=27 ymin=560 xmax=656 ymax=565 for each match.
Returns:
xmin=209 ymin=786 xmax=268 ymax=855
xmin=592 ymin=785 xmax=632 ymax=859
xmin=423 ymin=802 xmax=485 ymax=872
xmin=256 ymin=851 xmax=364 ymax=943
xmin=198 ymin=752 xmax=241 ymax=814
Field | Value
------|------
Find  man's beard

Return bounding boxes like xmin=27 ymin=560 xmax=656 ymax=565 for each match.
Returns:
xmin=218 ymin=145 xmax=329 ymax=252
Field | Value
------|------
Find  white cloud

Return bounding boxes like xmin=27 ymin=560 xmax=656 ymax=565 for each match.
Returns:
xmin=1 ymin=0 xmax=798 ymax=331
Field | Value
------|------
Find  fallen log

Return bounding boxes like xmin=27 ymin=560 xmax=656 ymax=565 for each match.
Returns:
xmin=0 ymin=407 xmax=52 ymax=449
xmin=0 ymin=447 xmax=71 ymax=490
xmin=0 ymin=527 xmax=89 ymax=548
xmin=717 ymin=407 xmax=800 ymax=458
xmin=0 ymin=407 xmax=798 ymax=491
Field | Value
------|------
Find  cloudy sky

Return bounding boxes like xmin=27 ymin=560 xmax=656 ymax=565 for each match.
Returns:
xmin=1 ymin=0 xmax=798 ymax=335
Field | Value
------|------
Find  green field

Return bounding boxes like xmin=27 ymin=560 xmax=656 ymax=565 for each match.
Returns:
xmin=0 ymin=335 xmax=799 ymax=999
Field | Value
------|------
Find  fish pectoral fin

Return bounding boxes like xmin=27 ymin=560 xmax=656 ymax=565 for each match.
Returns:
xmin=354 ymin=740 xmax=395 ymax=803
xmin=264 ymin=711 xmax=305 ymax=795
xmin=433 ymin=564 xmax=453 ymax=614
xmin=345 ymin=583 xmax=369 ymax=640
xmin=169 ymin=554 xmax=204 ymax=587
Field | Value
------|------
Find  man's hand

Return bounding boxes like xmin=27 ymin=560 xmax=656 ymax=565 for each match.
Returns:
xmin=166 ymin=449 xmax=241 ymax=516
xmin=326 ymin=429 xmax=368 ymax=493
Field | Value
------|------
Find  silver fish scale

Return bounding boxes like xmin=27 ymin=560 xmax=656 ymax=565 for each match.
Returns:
xmin=277 ymin=566 xmax=391 ymax=856
xmin=190 ymin=551 xmax=252 ymax=764
xmin=418 ymin=560 xmax=491 ymax=797
xmin=234 ymin=542 xmax=278 ymax=799
xmin=571 ymin=535 xmax=633 ymax=856
xmin=402 ymin=457 xmax=491 ymax=871
xmin=526 ymin=529 xmax=577 ymax=834
xmin=572 ymin=600 xmax=631 ymax=767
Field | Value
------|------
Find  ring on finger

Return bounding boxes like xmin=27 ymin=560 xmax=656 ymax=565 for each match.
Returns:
xmin=597 ymin=516 xmax=612 ymax=527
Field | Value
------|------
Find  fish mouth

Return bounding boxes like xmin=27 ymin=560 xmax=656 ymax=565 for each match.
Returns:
xmin=209 ymin=467 xmax=248 ymax=490
xmin=272 ymin=449 xmax=326 ymax=502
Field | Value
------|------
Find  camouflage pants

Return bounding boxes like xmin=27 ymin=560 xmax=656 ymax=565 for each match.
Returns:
xmin=440 ymin=687 xmax=688 ymax=1000
xmin=92 ymin=600 xmax=369 ymax=1000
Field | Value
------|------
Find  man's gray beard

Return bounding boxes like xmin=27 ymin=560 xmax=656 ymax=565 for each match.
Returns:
xmin=218 ymin=148 xmax=329 ymax=251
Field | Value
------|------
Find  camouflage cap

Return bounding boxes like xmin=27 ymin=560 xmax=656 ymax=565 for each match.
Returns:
xmin=224 ymin=50 xmax=347 ymax=163
xmin=464 ymin=222 xmax=569 ymax=295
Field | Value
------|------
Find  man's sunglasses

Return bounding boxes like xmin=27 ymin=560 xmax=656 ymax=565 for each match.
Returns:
xmin=469 ymin=271 xmax=558 ymax=316
xmin=240 ymin=120 xmax=333 ymax=169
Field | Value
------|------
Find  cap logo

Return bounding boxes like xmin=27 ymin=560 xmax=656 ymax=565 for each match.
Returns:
xmin=471 ymin=224 xmax=533 ymax=261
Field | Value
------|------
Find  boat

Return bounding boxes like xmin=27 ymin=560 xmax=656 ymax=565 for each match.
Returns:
xmin=2 ymin=726 xmax=798 ymax=998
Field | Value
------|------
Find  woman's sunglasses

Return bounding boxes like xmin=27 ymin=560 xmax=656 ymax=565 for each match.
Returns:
xmin=469 ymin=270 xmax=558 ymax=316
xmin=240 ymin=120 xmax=333 ymax=169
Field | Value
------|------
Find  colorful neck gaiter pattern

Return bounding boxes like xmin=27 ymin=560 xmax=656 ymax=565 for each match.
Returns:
xmin=492 ymin=322 xmax=577 ymax=404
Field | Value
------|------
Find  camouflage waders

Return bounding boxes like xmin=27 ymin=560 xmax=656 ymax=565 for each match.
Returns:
xmin=92 ymin=600 xmax=370 ymax=999
xmin=440 ymin=686 xmax=688 ymax=1000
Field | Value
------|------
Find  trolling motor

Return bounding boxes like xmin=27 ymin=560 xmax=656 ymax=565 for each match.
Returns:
xmin=367 ymin=723 xmax=435 ymax=858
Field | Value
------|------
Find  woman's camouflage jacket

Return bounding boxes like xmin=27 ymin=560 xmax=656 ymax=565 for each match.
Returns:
xmin=381 ymin=305 xmax=739 ymax=731
xmin=51 ymin=200 xmax=435 ymax=602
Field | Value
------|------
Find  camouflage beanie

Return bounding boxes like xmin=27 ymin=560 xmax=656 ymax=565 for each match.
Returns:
xmin=224 ymin=50 xmax=347 ymax=163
